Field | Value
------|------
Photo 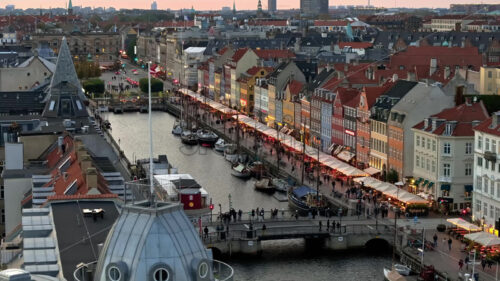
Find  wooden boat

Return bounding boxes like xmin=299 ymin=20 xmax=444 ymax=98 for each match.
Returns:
xmin=231 ymin=163 xmax=252 ymax=179
xmin=247 ymin=161 xmax=267 ymax=178
xmin=180 ymin=131 xmax=198 ymax=145
xmin=254 ymin=178 xmax=275 ymax=194
xmin=288 ymin=186 xmax=328 ymax=215
xmin=214 ymin=139 xmax=227 ymax=152
xmin=383 ymin=268 xmax=407 ymax=281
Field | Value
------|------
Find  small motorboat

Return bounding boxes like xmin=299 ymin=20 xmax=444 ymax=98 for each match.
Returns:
xmin=172 ymin=124 xmax=183 ymax=136
xmin=288 ymin=186 xmax=329 ymax=215
xmin=254 ymin=178 xmax=275 ymax=194
xmin=197 ymin=129 xmax=218 ymax=146
xmin=231 ymin=163 xmax=252 ymax=179
xmin=224 ymin=144 xmax=238 ymax=163
xmin=247 ymin=161 xmax=267 ymax=178
xmin=383 ymin=268 xmax=407 ymax=281
xmin=393 ymin=264 xmax=411 ymax=276
xmin=214 ymin=139 xmax=227 ymax=152
xmin=272 ymin=178 xmax=290 ymax=193
xmin=180 ymin=131 xmax=198 ymax=145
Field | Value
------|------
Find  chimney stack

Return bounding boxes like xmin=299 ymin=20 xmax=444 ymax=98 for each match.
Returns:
xmin=429 ymin=58 xmax=437 ymax=76
xmin=444 ymin=66 xmax=450 ymax=80
xmin=86 ymin=167 xmax=98 ymax=191
xmin=80 ymin=155 xmax=92 ymax=172
xmin=491 ymin=112 xmax=500 ymax=129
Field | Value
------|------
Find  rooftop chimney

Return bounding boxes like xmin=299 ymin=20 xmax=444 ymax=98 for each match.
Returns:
xmin=430 ymin=58 xmax=437 ymax=76
xmin=491 ymin=112 xmax=500 ymax=129
xmin=444 ymin=66 xmax=451 ymax=80
xmin=80 ymin=155 xmax=92 ymax=172
xmin=392 ymin=74 xmax=398 ymax=82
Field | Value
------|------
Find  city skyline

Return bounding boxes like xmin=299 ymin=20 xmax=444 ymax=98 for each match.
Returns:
xmin=6 ymin=0 xmax=497 ymax=10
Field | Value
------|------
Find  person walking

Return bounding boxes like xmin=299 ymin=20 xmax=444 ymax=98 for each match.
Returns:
xmin=327 ymin=219 xmax=330 ymax=231
xmin=204 ymin=226 xmax=209 ymax=239
xmin=448 ymin=238 xmax=452 ymax=251
xmin=465 ymin=256 xmax=470 ymax=270
xmin=262 ymin=224 xmax=266 ymax=235
xmin=459 ymin=259 xmax=464 ymax=271
xmin=481 ymin=259 xmax=486 ymax=271
xmin=319 ymin=220 xmax=322 ymax=231
xmin=433 ymin=234 xmax=438 ymax=248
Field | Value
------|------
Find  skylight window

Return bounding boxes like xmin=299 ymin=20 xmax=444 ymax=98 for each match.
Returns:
xmin=49 ymin=100 xmax=55 ymax=111
xmin=64 ymin=179 xmax=78 ymax=195
xmin=76 ymin=100 xmax=83 ymax=110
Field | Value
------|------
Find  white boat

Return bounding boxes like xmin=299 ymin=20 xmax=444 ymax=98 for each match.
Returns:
xmin=383 ymin=268 xmax=407 ymax=281
xmin=272 ymin=178 xmax=290 ymax=193
xmin=172 ymin=124 xmax=183 ymax=136
xmin=231 ymin=163 xmax=252 ymax=179
xmin=214 ymin=139 xmax=227 ymax=152
xmin=393 ymin=264 xmax=411 ymax=276
xmin=224 ymin=144 xmax=238 ymax=163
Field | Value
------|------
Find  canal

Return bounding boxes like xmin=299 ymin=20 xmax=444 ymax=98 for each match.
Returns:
xmin=102 ymin=111 xmax=391 ymax=280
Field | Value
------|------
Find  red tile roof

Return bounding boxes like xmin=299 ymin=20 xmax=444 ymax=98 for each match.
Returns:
xmin=314 ymin=20 xmax=349 ymax=26
xmin=288 ymin=80 xmax=304 ymax=96
xmin=254 ymin=49 xmax=296 ymax=59
xmin=390 ymin=46 xmax=483 ymax=71
xmin=338 ymin=42 xmax=373 ymax=49
xmin=154 ymin=21 xmax=194 ymax=28
xmin=47 ymin=194 xmax=118 ymax=201
xmin=246 ymin=66 xmax=274 ymax=76
xmin=46 ymin=135 xmax=74 ymax=168
xmin=363 ymin=82 xmax=395 ymax=108
xmin=231 ymin=48 xmax=249 ymax=62
xmin=335 ymin=88 xmax=360 ymax=105
xmin=474 ymin=113 xmax=500 ymax=136
xmin=218 ymin=46 xmax=230 ymax=55
xmin=414 ymin=101 xmax=489 ymax=136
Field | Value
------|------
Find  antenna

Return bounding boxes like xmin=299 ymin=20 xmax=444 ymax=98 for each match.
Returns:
xmin=148 ymin=61 xmax=154 ymax=206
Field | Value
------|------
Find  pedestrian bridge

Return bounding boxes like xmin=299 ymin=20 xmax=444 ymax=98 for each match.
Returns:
xmin=201 ymin=218 xmax=396 ymax=256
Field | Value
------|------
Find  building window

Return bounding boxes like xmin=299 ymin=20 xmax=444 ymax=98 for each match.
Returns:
xmin=416 ymin=135 xmax=420 ymax=146
xmin=491 ymin=205 xmax=495 ymax=218
xmin=465 ymin=142 xmax=472 ymax=154
xmin=478 ymin=136 xmax=482 ymax=149
xmin=493 ymin=140 xmax=497 ymax=153
xmin=491 ymin=179 xmax=495 ymax=197
xmin=443 ymin=143 xmax=451 ymax=155
xmin=477 ymin=156 xmax=483 ymax=167
xmin=421 ymin=137 xmax=426 ymax=148
xmin=416 ymin=155 xmax=420 ymax=167
xmin=154 ymin=268 xmax=169 ymax=281
xmin=465 ymin=163 xmax=472 ymax=176
xmin=432 ymin=140 xmax=436 ymax=152
xmin=427 ymin=139 xmax=431 ymax=150
xmin=443 ymin=163 xmax=451 ymax=177
xmin=476 ymin=199 xmax=481 ymax=212
xmin=484 ymin=202 xmax=489 ymax=217
xmin=486 ymin=160 xmax=490 ymax=170
xmin=426 ymin=159 xmax=430 ymax=171
xmin=108 ymin=267 xmax=121 ymax=281
xmin=484 ymin=178 xmax=489 ymax=194
xmin=486 ymin=138 xmax=490 ymax=151
xmin=432 ymin=160 xmax=436 ymax=172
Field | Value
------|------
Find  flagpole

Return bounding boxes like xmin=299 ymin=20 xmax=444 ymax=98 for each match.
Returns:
xmin=148 ymin=61 xmax=154 ymax=204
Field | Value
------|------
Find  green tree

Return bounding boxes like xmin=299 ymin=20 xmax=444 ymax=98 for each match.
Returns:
xmin=83 ymin=79 xmax=105 ymax=94
xmin=386 ymin=169 xmax=399 ymax=184
xmin=139 ymin=78 xmax=163 ymax=93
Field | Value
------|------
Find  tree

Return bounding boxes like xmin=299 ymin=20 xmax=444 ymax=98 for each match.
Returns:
xmin=83 ymin=79 xmax=105 ymax=94
xmin=139 ymin=78 xmax=163 ymax=93
xmin=386 ymin=169 xmax=399 ymax=184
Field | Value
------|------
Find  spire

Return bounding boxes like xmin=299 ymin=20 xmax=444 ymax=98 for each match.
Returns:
xmin=42 ymin=37 xmax=88 ymax=118
xmin=257 ymin=0 xmax=262 ymax=11
xmin=68 ymin=0 xmax=73 ymax=15
xmin=233 ymin=0 xmax=236 ymax=14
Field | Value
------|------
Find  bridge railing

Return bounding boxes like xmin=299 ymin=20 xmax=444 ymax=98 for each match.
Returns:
xmin=201 ymin=223 xmax=393 ymax=244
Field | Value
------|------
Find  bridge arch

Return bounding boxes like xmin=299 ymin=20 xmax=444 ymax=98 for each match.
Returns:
xmin=365 ymin=238 xmax=391 ymax=252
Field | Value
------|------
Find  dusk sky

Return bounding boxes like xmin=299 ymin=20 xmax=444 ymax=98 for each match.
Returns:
xmin=7 ymin=0 xmax=495 ymax=10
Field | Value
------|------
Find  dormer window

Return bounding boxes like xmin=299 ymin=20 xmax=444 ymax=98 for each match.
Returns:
xmin=444 ymin=123 xmax=453 ymax=135
xmin=424 ymin=118 xmax=429 ymax=129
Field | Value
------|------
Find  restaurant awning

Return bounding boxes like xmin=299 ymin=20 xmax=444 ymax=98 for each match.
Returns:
xmin=337 ymin=150 xmax=355 ymax=162
xmin=422 ymin=180 xmax=429 ymax=187
xmin=414 ymin=178 xmax=423 ymax=185
xmin=447 ymin=218 xmax=482 ymax=232
xmin=427 ymin=182 xmax=434 ymax=189
xmin=353 ymin=177 xmax=428 ymax=204
xmin=364 ymin=167 xmax=381 ymax=175
xmin=464 ymin=232 xmax=500 ymax=246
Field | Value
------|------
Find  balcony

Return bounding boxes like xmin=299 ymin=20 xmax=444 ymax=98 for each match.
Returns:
xmin=484 ymin=151 xmax=497 ymax=162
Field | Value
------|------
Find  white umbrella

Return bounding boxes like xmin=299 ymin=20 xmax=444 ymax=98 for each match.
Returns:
xmin=395 ymin=181 xmax=404 ymax=186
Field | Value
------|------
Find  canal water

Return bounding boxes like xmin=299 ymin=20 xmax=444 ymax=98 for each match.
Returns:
xmin=102 ymin=111 xmax=391 ymax=280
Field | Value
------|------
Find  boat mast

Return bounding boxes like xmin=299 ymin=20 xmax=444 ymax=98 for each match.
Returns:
xmin=316 ymin=139 xmax=320 ymax=211
xmin=148 ymin=61 xmax=154 ymax=205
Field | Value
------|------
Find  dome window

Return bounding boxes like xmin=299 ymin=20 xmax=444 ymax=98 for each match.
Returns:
xmin=108 ymin=267 xmax=121 ymax=281
xmin=154 ymin=268 xmax=169 ymax=281
xmin=198 ymin=262 xmax=209 ymax=279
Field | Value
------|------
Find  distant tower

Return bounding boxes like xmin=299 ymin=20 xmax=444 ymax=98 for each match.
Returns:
xmin=233 ymin=0 xmax=236 ymax=14
xmin=268 ymin=0 xmax=277 ymax=13
xmin=257 ymin=0 xmax=263 ymax=17
xmin=68 ymin=0 xmax=73 ymax=15
xmin=151 ymin=0 xmax=158 ymax=10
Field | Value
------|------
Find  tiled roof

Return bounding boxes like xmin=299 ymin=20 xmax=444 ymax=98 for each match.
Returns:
xmin=336 ymin=88 xmax=360 ymax=105
xmin=154 ymin=21 xmax=194 ymax=28
xmin=474 ymin=113 xmax=500 ymax=137
xmin=231 ymin=48 xmax=249 ymax=62
xmin=314 ymin=20 xmax=349 ymax=26
xmin=246 ymin=66 xmax=274 ymax=76
xmin=390 ymin=46 xmax=483 ymax=71
xmin=250 ymin=20 xmax=288 ymax=26
xmin=363 ymin=82 xmax=395 ymax=108
xmin=338 ymin=42 xmax=373 ymax=49
xmin=254 ymin=49 xmax=295 ymax=59
xmin=414 ymin=101 xmax=489 ymax=136
xmin=288 ymin=80 xmax=304 ymax=96
xmin=218 ymin=46 xmax=230 ymax=55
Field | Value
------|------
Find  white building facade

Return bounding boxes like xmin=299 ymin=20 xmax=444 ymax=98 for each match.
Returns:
xmin=473 ymin=112 xmax=500 ymax=228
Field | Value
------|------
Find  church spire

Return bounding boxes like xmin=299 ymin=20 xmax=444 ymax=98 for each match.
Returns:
xmin=233 ymin=0 xmax=236 ymax=14
xmin=68 ymin=0 xmax=73 ymax=15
